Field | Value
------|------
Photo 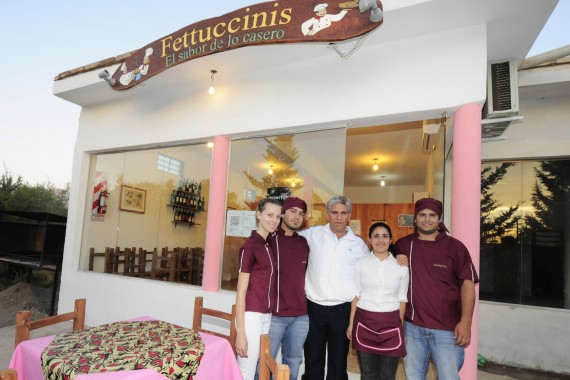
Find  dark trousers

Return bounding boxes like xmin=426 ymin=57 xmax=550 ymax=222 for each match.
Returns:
xmin=302 ymin=300 xmax=351 ymax=380
xmin=357 ymin=351 xmax=400 ymax=380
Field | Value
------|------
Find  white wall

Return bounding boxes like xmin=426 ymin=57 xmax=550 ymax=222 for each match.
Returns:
xmin=57 ymin=25 xmax=488 ymax=328
xmin=479 ymin=301 xmax=570 ymax=373
xmin=345 ymin=185 xmax=424 ymax=203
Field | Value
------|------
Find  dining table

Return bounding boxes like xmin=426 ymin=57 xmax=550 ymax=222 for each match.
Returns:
xmin=9 ymin=316 xmax=243 ymax=380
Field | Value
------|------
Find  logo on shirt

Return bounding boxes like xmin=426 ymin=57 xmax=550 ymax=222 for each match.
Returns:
xmin=433 ymin=263 xmax=448 ymax=269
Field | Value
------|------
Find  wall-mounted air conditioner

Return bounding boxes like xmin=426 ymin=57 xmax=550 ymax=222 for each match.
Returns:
xmin=484 ymin=60 xmax=519 ymax=118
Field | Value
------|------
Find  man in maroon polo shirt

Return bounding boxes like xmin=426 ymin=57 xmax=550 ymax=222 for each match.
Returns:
xmin=266 ymin=196 xmax=310 ymax=380
xmin=394 ymin=197 xmax=478 ymax=379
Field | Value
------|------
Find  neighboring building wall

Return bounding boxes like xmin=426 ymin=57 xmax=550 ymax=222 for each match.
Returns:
xmin=479 ymin=65 xmax=570 ymax=373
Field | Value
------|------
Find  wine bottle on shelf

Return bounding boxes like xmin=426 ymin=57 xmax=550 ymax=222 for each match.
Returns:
xmin=198 ymin=182 xmax=202 ymax=195
xmin=170 ymin=190 xmax=176 ymax=205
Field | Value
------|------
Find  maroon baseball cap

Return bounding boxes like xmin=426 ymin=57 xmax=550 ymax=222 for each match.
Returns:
xmin=414 ymin=198 xmax=442 ymax=218
xmin=282 ymin=196 xmax=307 ymax=214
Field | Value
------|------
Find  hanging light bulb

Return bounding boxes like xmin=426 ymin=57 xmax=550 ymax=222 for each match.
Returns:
xmin=208 ymin=69 xmax=217 ymax=95
xmin=291 ymin=180 xmax=296 ymax=188
xmin=380 ymin=176 xmax=386 ymax=187
xmin=268 ymin=165 xmax=274 ymax=175
xmin=372 ymin=158 xmax=379 ymax=171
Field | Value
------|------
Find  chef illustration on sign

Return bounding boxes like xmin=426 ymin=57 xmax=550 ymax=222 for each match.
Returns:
xmin=119 ymin=47 xmax=154 ymax=86
xmin=301 ymin=3 xmax=349 ymax=36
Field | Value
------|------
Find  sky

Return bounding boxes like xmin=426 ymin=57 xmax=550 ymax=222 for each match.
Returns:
xmin=0 ymin=1 xmax=569 ymax=188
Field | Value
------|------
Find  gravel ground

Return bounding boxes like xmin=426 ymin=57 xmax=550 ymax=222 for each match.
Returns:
xmin=0 ymin=282 xmax=53 ymax=328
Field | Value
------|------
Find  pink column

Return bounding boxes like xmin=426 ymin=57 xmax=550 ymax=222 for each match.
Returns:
xmin=202 ymin=135 xmax=230 ymax=291
xmin=451 ymin=103 xmax=481 ymax=380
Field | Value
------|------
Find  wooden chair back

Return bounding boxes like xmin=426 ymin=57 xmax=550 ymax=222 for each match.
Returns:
xmin=88 ymin=247 xmax=114 ymax=273
xmin=15 ymin=298 xmax=86 ymax=348
xmin=190 ymin=247 xmax=204 ymax=285
xmin=259 ymin=334 xmax=290 ymax=380
xmin=128 ymin=248 xmax=153 ymax=277
xmin=112 ymin=247 xmax=135 ymax=275
xmin=192 ymin=296 xmax=237 ymax=356
xmin=151 ymin=248 xmax=176 ymax=281
xmin=0 ymin=369 xmax=17 ymax=380
xmin=175 ymin=247 xmax=192 ymax=283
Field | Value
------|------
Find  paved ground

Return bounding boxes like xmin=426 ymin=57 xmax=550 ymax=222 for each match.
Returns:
xmin=2 ymin=322 xmax=567 ymax=379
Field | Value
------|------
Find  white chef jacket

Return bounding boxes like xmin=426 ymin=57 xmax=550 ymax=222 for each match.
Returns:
xmin=355 ymin=252 xmax=409 ymax=313
xmin=300 ymin=224 xmax=369 ymax=306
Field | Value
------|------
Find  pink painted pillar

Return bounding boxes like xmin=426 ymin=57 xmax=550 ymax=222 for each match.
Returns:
xmin=451 ymin=103 xmax=481 ymax=380
xmin=202 ymin=135 xmax=230 ymax=291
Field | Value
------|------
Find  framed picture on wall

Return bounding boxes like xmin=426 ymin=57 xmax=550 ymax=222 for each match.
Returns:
xmin=397 ymin=214 xmax=414 ymax=227
xmin=120 ymin=185 xmax=146 ymax=213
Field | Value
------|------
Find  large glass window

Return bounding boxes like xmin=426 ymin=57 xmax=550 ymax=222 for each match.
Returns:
xmin=220 ymin=121 xmax=445 ymax=290
xmin=81 ymin=144 xmax=212 ymax=286
xmin=221 ymin=130 xmax=346 ymax=290
xmin=480 ymin=159 xmax=570 ymax=309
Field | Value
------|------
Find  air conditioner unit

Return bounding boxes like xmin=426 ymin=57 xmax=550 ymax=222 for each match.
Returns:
xmin=484 ymin=60 xmax=519 ymax=118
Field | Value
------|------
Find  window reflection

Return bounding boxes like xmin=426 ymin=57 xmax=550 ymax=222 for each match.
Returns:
xmin=480 ymin=159 xmax=570 ymax=309
xmin=82 ymin=145 xmax=211 ymax=286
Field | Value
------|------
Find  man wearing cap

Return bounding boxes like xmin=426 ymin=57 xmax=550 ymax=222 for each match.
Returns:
xmin=264 ymin=196 xmax=310 ymax=380
xmin=394 ymin=197 xmax=479 ymax=379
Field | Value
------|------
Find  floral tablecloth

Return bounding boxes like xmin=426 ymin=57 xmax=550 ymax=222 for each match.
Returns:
xmin=41 ymin=320 xmax=205 ymax=380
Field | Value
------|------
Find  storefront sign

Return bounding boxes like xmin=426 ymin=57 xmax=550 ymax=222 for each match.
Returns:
xmin=111 ymin=0 xmax=383 ymax=90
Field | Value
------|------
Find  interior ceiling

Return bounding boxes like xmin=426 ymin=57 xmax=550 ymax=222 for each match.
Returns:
xmin=344 ymin=120 xmax=435 ymax=188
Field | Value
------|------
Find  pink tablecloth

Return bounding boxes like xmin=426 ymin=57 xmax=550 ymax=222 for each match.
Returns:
xmin=9 ymin=318 xmax=243 ymax=380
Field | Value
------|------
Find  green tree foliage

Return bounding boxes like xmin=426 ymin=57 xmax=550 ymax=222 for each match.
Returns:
xmin=0 ymin=168 xmax=24 ymax=212
xmin=525 ymin=160 xmax=570 ymax=230
xmin=480 ymin=162 xmax=521 ymax=243
xmin=0 ymin=168 xmax=69 ymax=218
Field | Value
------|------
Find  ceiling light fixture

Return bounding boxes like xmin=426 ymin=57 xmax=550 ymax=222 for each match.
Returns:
xmin=291 ymin=180 xmax=296 ymax=188
xmin=268 ymin=165 xmax=274 ymax=175
xmin=380 ymin=176 xmax=386 ymax=187
xmin=372 ymin=158 xmax=379 ymax=171
xmin=208 ymin=69 xmax=217 ymax=95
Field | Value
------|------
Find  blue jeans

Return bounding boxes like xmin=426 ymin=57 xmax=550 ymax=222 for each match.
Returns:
xmin=260 ymin=314 xmax=309 ymax=380
xmin=403 ymin=321 xmax=464 ymax=380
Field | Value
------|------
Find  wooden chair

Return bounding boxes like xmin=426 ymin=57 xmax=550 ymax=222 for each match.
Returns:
xmin=15 ymin=298 xmax=86 ymax=348
xmin=192 ymin=296 xmax=237 ymax=356
xmin=128 ymin=248 xmax=153 ymax=277
xmin=259 ymin=334 xmax=290 ymax=380
xmin=175 ymin=247 xmax=192 ymax=283
xmin=151 ymin=248 xmax=176 ymax=281
xmin=111 ymin=247 xmax=135 ymax=275
xmin=190 ymin=247 xmax=204 ymax=285
xmin=88 ymin=247 xmax=114 ymax=273
xmin=0 ymin=369 xmax=18 ymax=380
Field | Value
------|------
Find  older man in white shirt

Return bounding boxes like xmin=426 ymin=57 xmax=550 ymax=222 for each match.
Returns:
xmin=299 ymin=195 xmax=369 ymax=380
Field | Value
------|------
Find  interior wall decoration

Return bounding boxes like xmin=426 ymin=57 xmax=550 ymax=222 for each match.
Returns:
xmin=119 ymin=185 xmax=147 ymax=214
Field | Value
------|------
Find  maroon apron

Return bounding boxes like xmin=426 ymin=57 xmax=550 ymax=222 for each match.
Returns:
xmin=351 ymin=308 xmax=406 ymax=358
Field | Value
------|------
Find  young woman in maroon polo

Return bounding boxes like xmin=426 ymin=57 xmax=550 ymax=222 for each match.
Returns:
xmin=235 ymin=198 xmax=282 ymax=380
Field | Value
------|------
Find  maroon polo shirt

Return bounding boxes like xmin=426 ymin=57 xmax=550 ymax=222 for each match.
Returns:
xmin=239 ymin=230 xmax=277 ymax=314
xmin=394 ymin=231 xmax=479 ymax=331
xmin=269 ymin=227 xmax=310 ymax=316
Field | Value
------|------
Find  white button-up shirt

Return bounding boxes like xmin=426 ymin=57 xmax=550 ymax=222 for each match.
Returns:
xmin=300 ymin=224 xmax=369 ymax=306
xmin=355 ymin=252 xmax=409 ymax=312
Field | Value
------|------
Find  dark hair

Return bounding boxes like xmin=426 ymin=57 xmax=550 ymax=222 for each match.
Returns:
xmin=368 ymin=222 xmax=395 ymax=256
xmin=258 ymin=197 xmax=282 ymax=213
